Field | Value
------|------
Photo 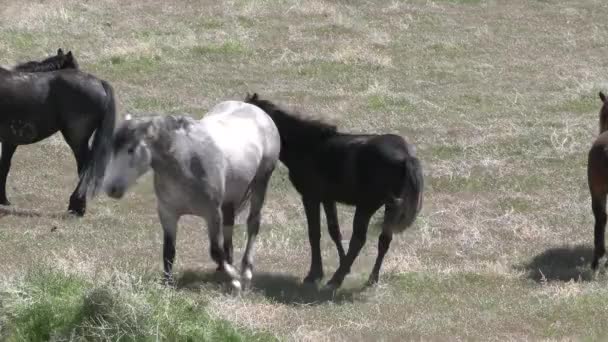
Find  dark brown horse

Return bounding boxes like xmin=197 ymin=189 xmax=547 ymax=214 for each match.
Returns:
xmin=588 ymin=92 xmax=608 ymax=269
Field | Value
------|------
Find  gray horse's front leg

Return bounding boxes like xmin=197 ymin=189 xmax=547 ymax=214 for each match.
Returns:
xmin=241 ymin=175 xmax=271 ymax=289
xmin=207 ymin=208 xmax=241 ymax=291
xmin=158 ymin=205 xmax=179 ymax=286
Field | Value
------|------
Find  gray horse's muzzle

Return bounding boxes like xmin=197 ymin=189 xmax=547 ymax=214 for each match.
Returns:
xmin=106 ymin=184 xmax=126 ymax=199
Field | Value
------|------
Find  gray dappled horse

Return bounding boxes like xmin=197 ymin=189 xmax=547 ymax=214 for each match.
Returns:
xmin=0 ymin=49 xmax=115 ymax=215
xmin=103 ymin=101 xmax=280 ymax=291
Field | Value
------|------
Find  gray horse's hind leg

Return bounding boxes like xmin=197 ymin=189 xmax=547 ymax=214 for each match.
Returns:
xmin=241 ymin=173 xmax=272 ymax=288
xmin=216 ymin=204 xmax=235 ymax=271
xmin=158 ymin=205 xmax=179 ymax=286
xmin=0 ymin=143 xmax=17 ymax=205
xmin=207 ymin=207 xmax=241 ymax=289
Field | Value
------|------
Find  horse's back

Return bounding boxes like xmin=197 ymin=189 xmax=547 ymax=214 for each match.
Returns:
xmin=199 ymin=101 xmax=280 ymax=203
xmin=203 ymin=100 xmax=280 ymax=159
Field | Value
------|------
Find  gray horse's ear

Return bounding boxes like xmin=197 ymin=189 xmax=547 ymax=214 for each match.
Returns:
xmin=57 ymin=48 xmax=64 ymax=56
xmin=600 ymin=92 xmax=606 ymax=103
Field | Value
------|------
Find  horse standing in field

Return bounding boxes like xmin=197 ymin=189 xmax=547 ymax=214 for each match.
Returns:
xmin=588 ymin=92 xmax=608 ymax=269
xmin=245 ymin=93 xmax=423 ymax=289
xmin=0 ymin=50 xmax=115 ymax=215
xmin=102 ymin=101 xmax=280 ymax=291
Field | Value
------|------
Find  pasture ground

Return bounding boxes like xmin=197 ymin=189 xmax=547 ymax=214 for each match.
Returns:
xmin=1 ymin=0 xmax=608 ymax=340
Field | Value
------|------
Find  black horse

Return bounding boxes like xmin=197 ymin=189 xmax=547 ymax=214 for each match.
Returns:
xmin=0 ymin=51 xmax=116 ymax=215
xmin=246 ymin=93 xmax=423 ymax=289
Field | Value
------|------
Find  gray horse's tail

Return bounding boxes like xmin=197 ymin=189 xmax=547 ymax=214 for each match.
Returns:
xmin=77 ymin=80 xmax=117 ymax=197
xmin=385 ymin=156 xmax=424 ymax=233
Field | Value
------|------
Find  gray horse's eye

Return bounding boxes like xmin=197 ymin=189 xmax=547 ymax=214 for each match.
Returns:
xmin=127 ymin=146 xmax=135 ymax=154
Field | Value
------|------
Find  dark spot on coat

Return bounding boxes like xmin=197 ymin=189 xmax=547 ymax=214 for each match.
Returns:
xmin=190 ymin=155 xmax=206 ymax=179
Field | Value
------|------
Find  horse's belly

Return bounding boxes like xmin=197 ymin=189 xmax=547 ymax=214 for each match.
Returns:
xmin=0 ymin=119 xmax=51 ymax=144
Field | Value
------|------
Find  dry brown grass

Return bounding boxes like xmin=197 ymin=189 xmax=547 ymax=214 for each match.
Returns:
xmin=2 ymin=0 xmax=608 ymax=340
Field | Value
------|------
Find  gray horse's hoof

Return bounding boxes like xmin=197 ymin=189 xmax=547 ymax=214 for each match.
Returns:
xmin=230 ymin=279 xmax=242 ymax=293
xmin=241 ymin=268 xmax=253 ymax=289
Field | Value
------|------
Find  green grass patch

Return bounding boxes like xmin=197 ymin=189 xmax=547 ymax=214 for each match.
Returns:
xmin=0 ymin=31 xmax=37 ymax=53
xmin=191 ymin=41 xmax=248 ymax=56
xmin=551 ymin=92 xmax=602 ymax=114
xmin=429 ymin=168 xmax=548 ymax=193
xmin=198 ymin=18 xmax=223 ymax=29
xmin=93 ymin=54 xmax=163 ymax=79
xmin=427 ymin=144 xmax=465 ymax=160
xmin=0 ymin=269 xmax=275 ymax=341
xmin=131 ymin=95 xmax=178 ymax=112
xmin=427 ymin=41 xmax=467 ymax=58
xmin=367 ymin=94 xmax=415 ymax=112
xmin=434 ymin=0 xmax=482 ymax=4
xmin=498 ymin=197 xmax=536 ymax=213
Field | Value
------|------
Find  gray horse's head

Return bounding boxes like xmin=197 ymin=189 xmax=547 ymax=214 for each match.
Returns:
xmin=104 ymin=115 xmax=155 ymax=198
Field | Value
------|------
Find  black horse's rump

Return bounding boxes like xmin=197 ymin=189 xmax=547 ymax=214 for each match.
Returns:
xmin=245 ymin=93 xmax=423 ymax=288
xmin=0 ymin=51 xmax=115 ymax=216
xmin=13 ymin=48 xmax=79 ymax=72
xmin=588 ymin=92 xmax=608 ymax=269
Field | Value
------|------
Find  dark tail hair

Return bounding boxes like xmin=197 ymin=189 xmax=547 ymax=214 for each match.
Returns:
xmin=77 ymin=80 xmax=117 ymax=197
xmin=386 ymin=156 xmax=424 ymax=233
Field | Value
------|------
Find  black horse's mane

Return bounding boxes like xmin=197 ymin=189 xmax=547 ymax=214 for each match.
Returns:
xmin=13 ymin=49 xmax=78 ymax=72
xmin=244 ymin=93 xmax=337 ymax=143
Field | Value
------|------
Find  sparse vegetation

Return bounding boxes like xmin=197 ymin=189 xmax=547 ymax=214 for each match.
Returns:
xmin=1 ymin=0 xmax=607 ymax=340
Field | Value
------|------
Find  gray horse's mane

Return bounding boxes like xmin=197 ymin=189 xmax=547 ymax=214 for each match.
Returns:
xmin=113 ymin=114 xmax=194 ymax=151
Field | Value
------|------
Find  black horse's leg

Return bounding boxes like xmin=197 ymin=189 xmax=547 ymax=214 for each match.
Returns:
xmin=592 ymin=193 xmax=607 ymax=270
xmin=326 ymin=206 xmax=374 ymax=289
xmin=368 ymin=228 xmax=393 ymax=285
xmin=303 ymin=197 xmax=323 ymax=283
xmin=61 ymin=129 xmax=92 ymax=216
xmin=0 ymin=144 xmax=17 ymax=205
xmin=158 ymin=204 xmax=178 ymax=286
xmin=323 ymin=200 xmax=345 ymax=265
xmin=217 ymin=204 xmax=235 ymax=272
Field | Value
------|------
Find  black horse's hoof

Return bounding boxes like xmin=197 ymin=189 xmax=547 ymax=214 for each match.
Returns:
xmin=366 ymin=275 xmax=380 ymax=287
xmin=303 ymin=271 xmax=324 ymax=284
xmin=68 ymin=208 xmax=85 ymax=217
xmin=0 ymin=199 xmax=11 ymax=206
xmin=321 ymin=281 xmax=339 ymax=292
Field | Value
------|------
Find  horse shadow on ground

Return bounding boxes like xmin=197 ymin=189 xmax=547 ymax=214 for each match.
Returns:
xmin=0 ymin=205 xmax=71 ymax=219
xmin=176 ymin=269 xmax=365 ymax=305
xmin=517 ymin=245 xmax=595 ymax=282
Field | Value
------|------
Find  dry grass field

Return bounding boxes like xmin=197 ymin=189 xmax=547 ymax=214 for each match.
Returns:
xmin=1 ymin=0 xmax=608 ymax=340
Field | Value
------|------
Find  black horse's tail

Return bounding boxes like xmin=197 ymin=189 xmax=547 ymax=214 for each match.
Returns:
xmin=77 ymin=80 xmax=116 ymax=198
xmin=385 ymin=155 xmax=424 ymax=233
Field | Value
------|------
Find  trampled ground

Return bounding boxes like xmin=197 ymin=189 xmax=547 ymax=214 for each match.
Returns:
xmin=1 ymin=0 xmax=608 ymax=340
